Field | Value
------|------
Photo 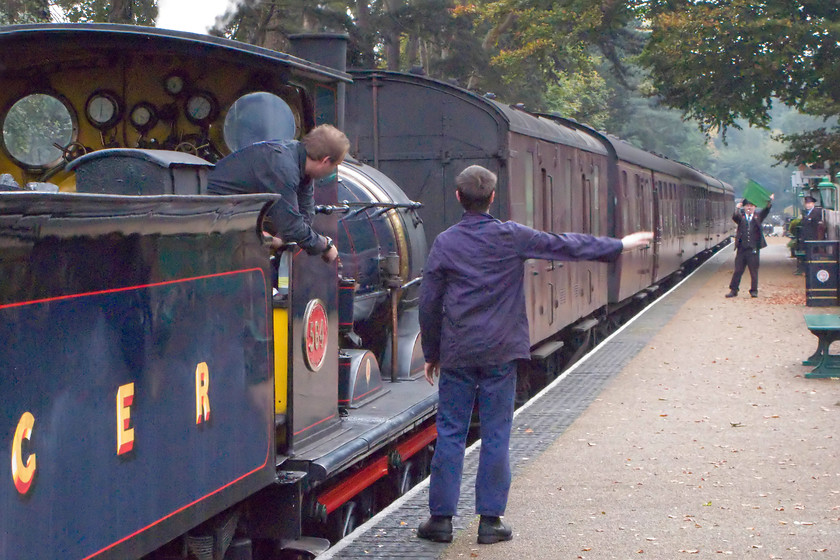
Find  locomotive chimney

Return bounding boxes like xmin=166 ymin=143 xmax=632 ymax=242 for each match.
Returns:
xmin=288 ymin=33 xmax=348 ymax=131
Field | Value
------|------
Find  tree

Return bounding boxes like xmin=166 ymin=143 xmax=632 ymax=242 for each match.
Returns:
xmin=45 ymin=0 xmax=157 ymax=25
xmin=640 ymin=0 xmax=840 ymax=168
xmin=456 ymin=0 xmax=645 ymax=106
xmin=0 ymin=0 xmax=50 ymax=23
xmin=214 ymin=0 xmax=471 ymax=78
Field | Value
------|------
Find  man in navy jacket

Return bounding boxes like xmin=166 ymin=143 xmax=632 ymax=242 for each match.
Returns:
xmin=417 ymin=165 xmax=653 ymax=544
xmin=726 ymin=194 xmax=774 ymax=298
xmin=207 ymin=124 xmax=348 ymax=263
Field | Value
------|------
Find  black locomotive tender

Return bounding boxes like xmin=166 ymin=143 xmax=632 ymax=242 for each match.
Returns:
xmin=0 ymin=24 xmax=734 ymax=560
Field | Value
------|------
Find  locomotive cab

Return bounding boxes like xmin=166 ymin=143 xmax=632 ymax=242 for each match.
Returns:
xmin=0 ymin=24 xmax=440 ymax=559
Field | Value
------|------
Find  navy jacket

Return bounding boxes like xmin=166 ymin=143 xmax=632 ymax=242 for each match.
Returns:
xmin=419 ymin=212 xmax=623 ymax=368
xmin=207 ymin=140 xmax=328 ymax=255
xmin=732 ymin=203 xmax=771 ymax=252
xmin=800 ymin=206 xmax=824 ymax=242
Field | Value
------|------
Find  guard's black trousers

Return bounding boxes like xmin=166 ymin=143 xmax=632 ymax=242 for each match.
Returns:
xmin=730 ymin=248 xmax=760 ymax=293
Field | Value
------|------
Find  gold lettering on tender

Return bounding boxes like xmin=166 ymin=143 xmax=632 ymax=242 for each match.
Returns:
xmin=12 ymin=412 xmax=36 ymax=494
xmin=117 ymin=383 xmax=135 ymax=455
xmin=196 ymin=362 xmax=210 ymax=424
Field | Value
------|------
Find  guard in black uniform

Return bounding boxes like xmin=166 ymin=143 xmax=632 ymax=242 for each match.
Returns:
xmin=795 ymin=195 xmax=825 ymax=274
xmin=726 ymin=194 xmax=774 ymax=298
xmin=800 ymin=195 xmax=825 ymax=243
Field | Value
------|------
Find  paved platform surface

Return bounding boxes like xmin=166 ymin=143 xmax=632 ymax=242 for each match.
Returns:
xmin=323 ymin=238 xmax=840 ymax=559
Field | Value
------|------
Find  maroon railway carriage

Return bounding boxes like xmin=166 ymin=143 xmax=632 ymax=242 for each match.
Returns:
xmin=345 ymin=70 xmax=734 ymax=385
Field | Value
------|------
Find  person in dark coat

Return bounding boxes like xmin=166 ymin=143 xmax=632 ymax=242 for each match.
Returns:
xmin=207 ymin=124 xmax=349 ymax=263
xmin=799 ymin=195 xmax=825 ymax=243
xmin=726 ymin=194 xmax=774 ymax=298
xmin=795 ymin=195 xmax=825 ymax=274
xmin=416 ymin=165 xmax=653 ymax=545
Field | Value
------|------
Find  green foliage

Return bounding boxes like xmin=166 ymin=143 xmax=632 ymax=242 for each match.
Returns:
xmin=544 ymin=69 xmax=610 ymax=129
xmin=0 ymin=0 xmax=158 ymax=24
xmin=0 ymin=0 xmax=50 ymax=24
xmin=774 ymin=128 xmax=840 ymax=169
xmin=641 ymin=0 xmax=840 ymax=166
xmin=2 ymin=0 xmax=832 ymax=207
xmin=465 ymin=0 xmax=644 ymax=103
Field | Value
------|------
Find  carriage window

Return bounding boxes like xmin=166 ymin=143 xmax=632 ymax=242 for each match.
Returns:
xmin=524 ymin=152 xmax=534 ymax=228
xmin=635 ymin=175 xmax=643 ymax=230
xmin=564 ymin=158 xmax=573 ymax=230
xmin=583 ymin=175 xmax=591 ymax=233
xmin=2 ymin=93 xmax=75 ymax=168
xmin=621 ymin=170 xmax=629 ymax=234
xmin=592 ymin=165 xmax=600 ymax=236
xmin=224 ymin=91 xmax=299 ymax=152
xmin=542 ymin=169 xmax=554 ymax=232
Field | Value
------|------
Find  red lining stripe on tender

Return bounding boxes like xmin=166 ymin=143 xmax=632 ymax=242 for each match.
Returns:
xmin=0 ymin=268 xmax=266 ymax=310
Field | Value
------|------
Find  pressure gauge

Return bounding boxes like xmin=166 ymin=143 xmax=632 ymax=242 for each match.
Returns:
xmin=85 ymin=90 xmax=122 ymax=130
xmin=185 ymin=91 xmax=218 ymax=125
xmin=129 ymin=102 xmax=158 ymax=132
xmin=164 ymin=73 xmax=186 ymax=96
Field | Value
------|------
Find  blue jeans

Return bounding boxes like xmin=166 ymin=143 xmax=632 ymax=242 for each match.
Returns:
xmin=429 ymin=361 xmax=517 ymax=517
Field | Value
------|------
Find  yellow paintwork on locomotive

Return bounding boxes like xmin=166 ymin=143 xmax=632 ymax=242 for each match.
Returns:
xmin=273 ymin=307 xmax=289 ymax=418
xmin=0 ymin=44 xmax=305 ymax=189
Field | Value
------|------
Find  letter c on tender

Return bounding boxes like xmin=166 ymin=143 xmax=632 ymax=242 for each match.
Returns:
xmin=12 ymin=411 xmax=36 ymax=495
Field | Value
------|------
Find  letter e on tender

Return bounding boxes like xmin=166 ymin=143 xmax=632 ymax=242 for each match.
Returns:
xmin=117 ymin=383 xmax=135 ymax=455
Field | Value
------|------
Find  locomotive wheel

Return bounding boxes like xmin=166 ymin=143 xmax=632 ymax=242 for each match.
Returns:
xmin=398 ymin=461 xmax=413 ymax=495
xmin=328 ymin=501 xmax=359 ymax=541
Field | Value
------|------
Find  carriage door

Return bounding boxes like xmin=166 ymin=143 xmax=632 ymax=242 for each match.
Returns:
xmin=652 ymin=178 xmax=661 ymax=282
xmin=523 ymin=151 xmax=540 ymax=342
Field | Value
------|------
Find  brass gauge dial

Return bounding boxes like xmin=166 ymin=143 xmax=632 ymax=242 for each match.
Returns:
xmin=185 ymin=91 xmax=218 ymax=125
xmin=85 ymin=90 xmax=122 ymax=130
xmin=164 ymin=73 xmax=186 ymax=96
xmin=129 ymin=102 xmax=158 ymax=132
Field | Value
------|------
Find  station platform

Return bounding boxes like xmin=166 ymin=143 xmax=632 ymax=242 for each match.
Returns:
xmin=322 ymin=238 xmax=840 ymax=559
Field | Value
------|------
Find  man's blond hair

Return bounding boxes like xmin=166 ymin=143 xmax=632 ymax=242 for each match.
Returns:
xmin=303 ymin=124 xmax=350 ymax=163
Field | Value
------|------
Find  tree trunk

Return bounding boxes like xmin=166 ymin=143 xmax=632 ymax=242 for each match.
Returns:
xmin=406 ymin=35 xmax=419 ymax=68
xmin=352 ymin=0 xmax=375 ymax=67
xmin=383 ymin=0 xmax=403 ymax=71
xmin=108 ymin=0 xmax=133 ymax=23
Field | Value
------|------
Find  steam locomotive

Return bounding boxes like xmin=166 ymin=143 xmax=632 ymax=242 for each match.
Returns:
xmin=0 ymin=23 xmax=733 ymax=560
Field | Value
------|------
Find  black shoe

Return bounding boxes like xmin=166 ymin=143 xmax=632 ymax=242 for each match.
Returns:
xmin=477 ymin=516 xmax=513 ymax=545
xmin=725 ymin=290 xmax=738 ymax=298
xmin=417 ymin=516 xmax=453 ymax=543
xmin=750 ymin=291 xmax=758 ymax=298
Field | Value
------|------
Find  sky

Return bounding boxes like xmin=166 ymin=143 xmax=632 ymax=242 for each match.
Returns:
xmin=156 ymin=0 xmax=240 ymax=34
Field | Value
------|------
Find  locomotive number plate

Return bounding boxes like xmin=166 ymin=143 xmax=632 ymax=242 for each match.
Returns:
xmin=303 ymin=299 xmax=328 ymax=371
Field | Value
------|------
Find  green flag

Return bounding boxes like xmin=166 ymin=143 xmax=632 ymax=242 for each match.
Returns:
xmin=742 ymin=179 xmax=771 ymax=207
